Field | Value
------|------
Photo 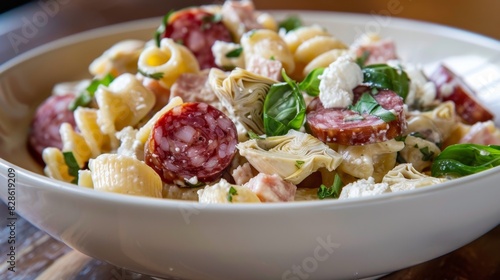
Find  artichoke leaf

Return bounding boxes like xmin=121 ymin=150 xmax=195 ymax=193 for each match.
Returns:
xmin=383 ymin=163 xmax=448 ymax=192
xmin=209 ymin=68 xmax=276 ymax=140
xmin=237 ymin=130 xmax=342 ymax=184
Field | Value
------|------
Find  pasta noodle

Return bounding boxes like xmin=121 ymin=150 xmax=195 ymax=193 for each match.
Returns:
xmin=32 ymin=2 xmax=500 ymax=203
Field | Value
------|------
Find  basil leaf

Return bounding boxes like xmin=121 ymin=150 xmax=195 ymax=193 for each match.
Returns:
xmin=348 ymin=92 xmax=396 ymax=122
xmin=278 ymin=15 xmax=303 ymax=33
xmin=299 ymin=67 xmax=324 ymax=97
xmin=63 ymin=151 xmax=80 ymax=184
xmin=317 ymin=173 xmax=343 ymax=199
xmin=154 ymin=10 xmax=174 ymax=47
xmin=263 ymin=70 xmax=306 ymax=136
xmin=69 ymin=74 xmax=114 ymax=111
xmin=431 ymin=144 xmax=500 ymax=178
xmin=362 ymin=64 xmax=410 ymax=101
xmin=225 ymin=47 xmax=243 ymax=58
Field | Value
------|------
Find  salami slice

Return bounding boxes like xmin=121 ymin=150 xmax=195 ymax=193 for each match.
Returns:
xmin=306 ymin=86 xmax=406 ymax=145
xmin=28 ymin=94 xmax=77 ymax=161
xmin=428 ymin=64 xmax=494 ymax=124
xmin=163 ymin=8 xmax=233 ymax=70
xmin=145 ymin=102 xmax=238 ymax=186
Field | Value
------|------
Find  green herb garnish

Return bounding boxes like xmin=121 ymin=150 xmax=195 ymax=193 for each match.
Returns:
xmin=225 ymin=47 xmax=243 ymax=58
xmin=431 ymin=144 xmax=500 ymax=178
xmin=263 ymin=69 xmax=306 ymax=136
xmin=317 ymin=173 xmax=343 ymax=199
xmin=69 ymin=74 xmax=114 ymax=111
xmin=63 ymin=151 xmax=80 ymax=184
xmin=138 ymin=69 xmax=164 ymax=80
xmin=227 ymin=186 xmax=238 ymax=202
xmin=419 ymin=146 xmax=435 ymax=161
xmin=278 ymin=15 xmax=303 ymax=33
xmin=154 ymin=10 xmax=174 ymax=47
xmin=355 ymin=50 xmax=370 ymax=68
xmin=362 ymin=64 xmax=410 ymax=101
xmin=295 ymin=160 xmax=305 ymax=169
xmin=348 ymin=92 xmax=396 ymax=122
xmin=299 ymin=67 xmax=324 ymax=97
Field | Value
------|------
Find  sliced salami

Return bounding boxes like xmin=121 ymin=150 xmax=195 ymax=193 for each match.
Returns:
xmin=306 ymin=86 xmax=406 ymax=145
xmin=28 ymin=94 xmax=77 ymax=161
xmin=145 ymin=102 xmax=238 ymax=186
xmin=428 ymin=64 xmax=494 ymax=124
xmin=169 ymin=71 xmax=226 ymax=113
xmin=163 ymin=8 xmax=233 ymax=70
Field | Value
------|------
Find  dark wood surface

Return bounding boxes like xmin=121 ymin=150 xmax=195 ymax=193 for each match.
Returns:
xmin=1 ymin=1 xmax=499 ymax=279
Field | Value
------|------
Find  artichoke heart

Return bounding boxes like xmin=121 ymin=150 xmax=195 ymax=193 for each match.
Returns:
xmin=237 ymin=130 xmax=342 ymax=184
xmin=382 ymin=163 xmax=448 ymax=192
xmin=209 ymin=68 xmax=276 ymax=140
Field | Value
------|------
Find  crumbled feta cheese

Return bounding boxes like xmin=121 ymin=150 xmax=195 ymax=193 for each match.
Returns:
xmin=211 ymin=41 xmax=245 ymax=69
xmin=338 ymin=177 xmax=390 ymax=199
xmin=319 ymin=54 xmax=363 ymax=108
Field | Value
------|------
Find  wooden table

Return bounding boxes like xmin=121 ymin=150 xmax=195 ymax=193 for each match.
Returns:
xmin=1 ymin=0 xmax=499 ymax=279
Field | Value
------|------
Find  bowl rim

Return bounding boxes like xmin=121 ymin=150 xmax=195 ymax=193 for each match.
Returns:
xmin=1 ymin=10 xmax=500 ymax=211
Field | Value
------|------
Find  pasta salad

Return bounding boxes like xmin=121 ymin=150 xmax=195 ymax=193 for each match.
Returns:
xmin=29 ymin=0 xmax=500 ymax=203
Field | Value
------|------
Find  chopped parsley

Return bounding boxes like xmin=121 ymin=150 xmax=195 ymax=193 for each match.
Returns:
xmin=154 ymin=10 xmax=174 ymax=47
xmin=227 ymin=186 xmax=238 ymax=202
xmin=138 ymin=69 xmax=164 ymax=80
xmin=317 ymin=173 xmax=343 ymax=199
xmin=225 ymin=47 xmax=243 ymax=58
xmin=295 ymin=160 xmax=305 ymax=169
xmin=419 ymin=146 xmax=435 ymax=161
xmin=69 ymin=74 xmax=114 ymax=111
xmin=63 ymin=151 xmax=80 ymax=184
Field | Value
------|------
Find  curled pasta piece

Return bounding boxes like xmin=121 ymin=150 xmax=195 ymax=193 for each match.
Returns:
xmin=95 ymin=73 xmax=156 ymax=147
xmin=303 ymin=48 xmax=348 ymax=76
xmin=42 ymin=147 xmax=74 ymax=183
xmin=240 ymin=29 xmax=295 ymax=74
xmin=338 ymin=139 xmax=404 ymax=181
xmin=398 ymin=135 xmax=441 ymax=172
xmin=282 ymin=25 xmax=347 ymax=79
xmin=89 ymin=154 xmax=162 ymax=198
xmin=89 ymin=40 xmax=145 ymax=77
xmin=382 ymin=163 xmax=448 ymax=192
xmin=59 ymin=122 xmax=91 ymax=168
xmin=237 ymin=130 xmax=342 ymax=185
xmin=138 ymin=38 xmax=200 ymax=88
xmin=197 ymin=179 xmax=261 ymax=203
xmin=209 ymin=68 xmax=276 ymax=139
xmin=74 ymin=107 xmax=110 ymax=157
xmin=407 ymin=101 xmax=457 ymax=145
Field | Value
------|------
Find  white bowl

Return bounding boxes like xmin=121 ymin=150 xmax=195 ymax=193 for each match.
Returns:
xmin=1 ymin=11 xmax=500 ymax=280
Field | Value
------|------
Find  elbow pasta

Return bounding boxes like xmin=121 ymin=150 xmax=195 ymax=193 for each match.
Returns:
xmin=137 ymin=38 xmax=200 ymax=88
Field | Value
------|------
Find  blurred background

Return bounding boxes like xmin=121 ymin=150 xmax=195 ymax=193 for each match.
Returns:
xmin=0 ymin=0 xmax=499 ymax=64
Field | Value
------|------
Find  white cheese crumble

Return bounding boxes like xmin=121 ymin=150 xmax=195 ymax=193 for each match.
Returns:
xmin=211 ymin=40 xmax=245 ymax=69
xmin=338 ymin=177 xmax=390 ymax=199
xmin=319 ymin=54 xmax=363 ymax=108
